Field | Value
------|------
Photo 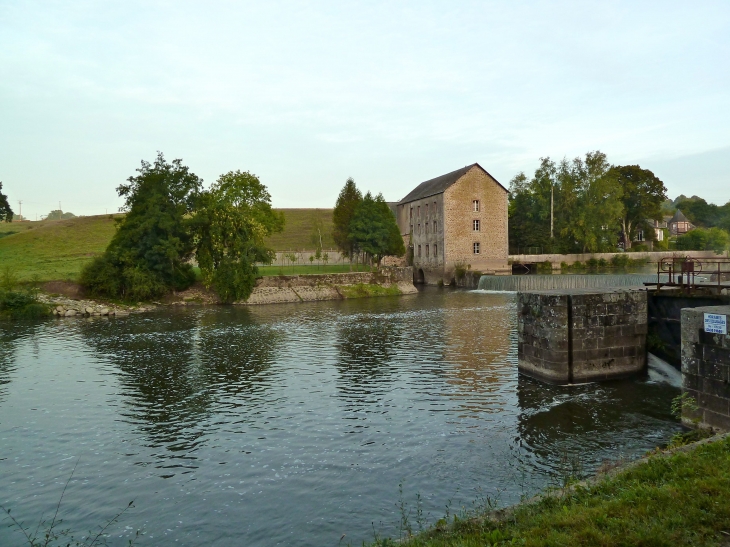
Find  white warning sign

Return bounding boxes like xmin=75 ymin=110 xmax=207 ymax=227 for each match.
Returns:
xmin=704 ymin=313 xmax=727 ymax=335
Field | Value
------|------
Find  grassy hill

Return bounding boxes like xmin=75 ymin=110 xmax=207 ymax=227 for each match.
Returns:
xmin=0 ymin=215 xmax=121 ymax=282
xmin=266 ymin=208 xmax=335 ymax=250
xmin=0 ymin=209 xmax=335 ymax=282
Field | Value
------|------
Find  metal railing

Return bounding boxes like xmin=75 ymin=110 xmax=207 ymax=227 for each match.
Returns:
xmin=650 ymin=256 xmax=730 ymax=293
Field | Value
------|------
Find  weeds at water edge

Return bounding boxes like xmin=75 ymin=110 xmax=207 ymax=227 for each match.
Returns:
xmin=1 ymin=460 xmax=140 ymax=546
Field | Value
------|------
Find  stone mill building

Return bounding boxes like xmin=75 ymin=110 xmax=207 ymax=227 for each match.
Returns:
xmin=393 ymin=163 xmax=509 ymax=284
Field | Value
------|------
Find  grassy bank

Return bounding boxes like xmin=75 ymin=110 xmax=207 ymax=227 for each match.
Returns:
xmin=0 ymin=209 xmax=335 ymax=283
xmin=376 ymin=433 xmax=730 ymax=547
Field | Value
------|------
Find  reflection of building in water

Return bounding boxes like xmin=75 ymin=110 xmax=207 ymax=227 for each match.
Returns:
xmin=440 ymin=294 xmax=515 ymax=416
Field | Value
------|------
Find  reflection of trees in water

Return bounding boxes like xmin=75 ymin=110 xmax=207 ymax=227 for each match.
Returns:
xmin=78 ymin=309 xmax=279 ymax=465
xmin=515 ymin=374 xmax=679 ymax=476
xmin=335 ymin=314 xmax=400 ymax=396
xmin=0 ymin=322 xmax=44 ymax=404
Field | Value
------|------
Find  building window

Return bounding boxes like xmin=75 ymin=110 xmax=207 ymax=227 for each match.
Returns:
xmin=410 ymin=207 xmax=413 ymax=220
xmin=417 ymin=245 xmax=422 ymax=257
xmin=473 ymin=219 xmax=480 ymax=231
xmin=636 ymin=230 xmax=644 ymax=242
xmin=433 ymin=201 xmax=437 ymax=213
xmin=426 ymin=244 xmax=430 ymax=257
xmin=425 ymin=203 xmax=429 ymax=215
xmin=425 ymin=222 xmax=428 ymax=234
xmin=434 ymin=244 xmax=437 ymax=258
xmin=418 ymin=223 xmax=421 ymax=235
xmin=418 ymin=206 xmax=421 ymax=218
xmin=433 ymin=220 xmax=436 ymax=233
xmin=473 ymin=242 xmax=480 ymax=254
xmin=473 ymin=200 xmax=480 ymax=212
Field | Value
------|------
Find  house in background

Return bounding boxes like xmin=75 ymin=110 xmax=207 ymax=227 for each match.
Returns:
xmin=393 ymin=163 xmax=509 ymax=284
xmin=668 ymin=209 xmax=694 ymax=236
xmin=633 ymin=218 xmax=667 ymax=249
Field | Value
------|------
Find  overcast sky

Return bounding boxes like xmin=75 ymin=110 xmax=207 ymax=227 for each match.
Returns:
xmin=1 ymin=1 xmax=729 ymax=219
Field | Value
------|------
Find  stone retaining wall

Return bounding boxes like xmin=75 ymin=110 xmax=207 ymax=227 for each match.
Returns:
xmin=518 ymin=288 xmax=647 ymax=384
xmin=681 ymin=306 xmax=730 ymax=430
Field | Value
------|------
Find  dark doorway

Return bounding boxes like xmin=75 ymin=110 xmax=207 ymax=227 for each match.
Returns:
xmin=414 ymin=268 xmax=425 ymax=284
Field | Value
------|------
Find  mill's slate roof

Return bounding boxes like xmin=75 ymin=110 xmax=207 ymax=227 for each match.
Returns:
xmin=397 ymin=163 xmax=507 ymax=204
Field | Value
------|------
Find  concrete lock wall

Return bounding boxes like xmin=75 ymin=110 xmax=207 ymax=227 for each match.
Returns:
xmin=681 ymin=306 xmax=730 ymax=431
xmin=517 ymin=288 xmax=648 ymax=384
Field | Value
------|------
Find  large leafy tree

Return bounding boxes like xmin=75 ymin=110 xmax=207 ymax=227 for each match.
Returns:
xmin=349 ymin=192 xmax=405 ymax=267
xmin=509 ymin=151 xmax=624 ymax=253
xmin=80 ymin=153 xmax=202 ymax=300
xmin=608 ymin=165 xmax=666 ymax=249
xmin=0 ymin=182 xmax=13 ymax=222
xmin=333 ymin=178 xmax=362 ymax=260
xmin=193 ymin=170 xmax=284 ymax=303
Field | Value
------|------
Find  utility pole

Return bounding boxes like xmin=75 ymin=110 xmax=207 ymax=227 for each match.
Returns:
xmin=550 ymin=183 xmax=554 ymax=240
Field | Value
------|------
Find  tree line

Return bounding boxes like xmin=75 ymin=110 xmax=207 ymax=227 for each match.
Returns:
xmin=332 ymin=178 xmax=404 ymax=267
xmin=509 ymin=151 xmax=668 ymax=253
xmin=80 ymin=153 xmax=284 ymax=303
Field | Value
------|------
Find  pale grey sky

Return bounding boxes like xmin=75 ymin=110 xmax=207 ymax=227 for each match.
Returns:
xmin=1 ymin=0 xmax=729 ymax=219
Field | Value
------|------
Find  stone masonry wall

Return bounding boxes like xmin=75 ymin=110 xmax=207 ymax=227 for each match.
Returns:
xmin=443 ymin=166 xmax=509 ymax=276
xmin=681 ymin=306 xmax=730 ymax=431
xmin=518 ymin=288 xmax=647 ymax=384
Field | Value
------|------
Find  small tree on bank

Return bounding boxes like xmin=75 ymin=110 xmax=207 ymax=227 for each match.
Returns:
xmin=349 ymin=192 xmax=405 ymax=267
xmin=333 ymin=178 xmax=362 ymax=268
xmin=193 ymin=170 xmax=284 ymax=303
xmin=80 ymin=155 xmax=283 ymax=303
xmin=0 ymin=182 xmax=13 ymax=222
xmin=80 ymin=153 xmax=202 ymax=300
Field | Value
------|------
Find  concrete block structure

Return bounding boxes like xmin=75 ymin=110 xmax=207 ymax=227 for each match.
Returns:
xmin=517 ymin=288 xmax=648 ymax=384
xmin=394 ymin=163 xmax=509 ymax=285
xmin=681 ymin=306 xmax=730 ymax=430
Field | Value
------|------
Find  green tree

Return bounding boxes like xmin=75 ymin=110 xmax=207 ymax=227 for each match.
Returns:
xmin=0 ymin=182 xmax=13 ymax=222
xmin=349 ymin=192 xmax=405 ymax=267
xmin=194 ymin=170 xmax=284 ymax=303
xmin=608 ymin=165 xmax=666 ymax=249
xmin=560 ymin=152 xmax=624 ymax=253
xmin=333 ymin=178 xmax=362 ymax=261
xmin=46 ymin=209 xmax=77 ymax=220
xmin=80 ymin=153 xmax=202 ymax=300
xmin=676 ymin=227 xmax=730 ymax=253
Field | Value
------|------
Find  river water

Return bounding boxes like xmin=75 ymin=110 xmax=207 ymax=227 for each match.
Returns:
xmin=0 ymin=288 xmax=681 ymax=546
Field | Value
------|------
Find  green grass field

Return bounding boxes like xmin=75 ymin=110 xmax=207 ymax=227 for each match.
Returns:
xmin=383 ymin=434 xmax=730 ymax=547
xmin=0 ymin=209 xmax=336 ymax=282
xmin=0 ymin=216 xmax=122 ymax=282
xmin=265 ymin=208 xmax=335 ymax=250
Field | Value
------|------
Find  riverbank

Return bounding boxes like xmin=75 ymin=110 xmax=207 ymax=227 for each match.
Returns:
xmin=382 ymin=431 xmax=730 ymax=547
xmin=32 ymin=268 xmax=417 ymax=315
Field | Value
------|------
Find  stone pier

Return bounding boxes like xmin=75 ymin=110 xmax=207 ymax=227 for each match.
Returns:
xmin=517 ymin=288 xmax=648 ymax=384
xmin=681 ymin=306 xmax=730 ymax=430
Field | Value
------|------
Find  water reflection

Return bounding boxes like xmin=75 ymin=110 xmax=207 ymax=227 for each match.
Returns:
xmin=76 ymin=310 xmax=282 ymax=472
xmin=0 ymin=290 xmax=684 ymax=547
xmin=0 ymin=321 xmax=44 ymax=403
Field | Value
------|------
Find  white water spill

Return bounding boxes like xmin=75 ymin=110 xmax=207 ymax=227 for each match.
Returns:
xmin=647 ymin=353 xmax=683 ymax=387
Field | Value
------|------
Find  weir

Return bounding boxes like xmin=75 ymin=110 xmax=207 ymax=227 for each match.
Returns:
xmin=478 ymin=274 xmax=667 ymax=292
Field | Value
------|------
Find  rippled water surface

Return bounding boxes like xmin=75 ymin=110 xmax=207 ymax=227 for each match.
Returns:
xmin=1 ymin=289 xmax=681 ymax=546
